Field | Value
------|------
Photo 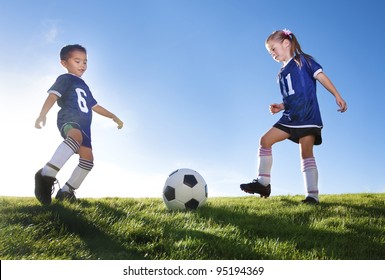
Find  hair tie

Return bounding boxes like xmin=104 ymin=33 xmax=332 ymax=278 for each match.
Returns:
xmin=283 ymin=28 xmax=292 ymax=37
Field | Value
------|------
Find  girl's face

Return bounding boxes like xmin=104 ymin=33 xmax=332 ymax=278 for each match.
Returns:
xmin=266 ymin=39 xmax=291 ymax=64
xmin=61 ymin=50 xmax=88 ymax=77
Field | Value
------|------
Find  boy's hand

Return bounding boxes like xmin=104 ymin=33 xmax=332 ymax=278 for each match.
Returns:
xmin=35 ymin=115 xmax=46 ymax=129
xmin=113 ymin=116 xmax=124 ymax=129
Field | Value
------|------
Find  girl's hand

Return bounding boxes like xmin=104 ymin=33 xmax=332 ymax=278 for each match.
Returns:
xmin=113 ymin=116 xmax=124 ymax=129
xmin=336 ymin=96 xmax=347 ymax=113
xmin=269 ymin=103 xmax=284 ymax=114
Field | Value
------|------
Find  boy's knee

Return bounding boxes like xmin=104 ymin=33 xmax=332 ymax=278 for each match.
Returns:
xmin=79 ymin=146 xmax=94 ymax=162
xmin=66 ymin=127 xmax=83 ymax=145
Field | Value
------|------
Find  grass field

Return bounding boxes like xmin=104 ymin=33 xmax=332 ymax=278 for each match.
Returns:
xmin=1 ymin=194 xmax=384 ymax=260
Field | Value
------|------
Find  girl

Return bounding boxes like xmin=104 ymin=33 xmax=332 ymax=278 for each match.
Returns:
xmin=240 ymin=29 xmax=347 ymax=204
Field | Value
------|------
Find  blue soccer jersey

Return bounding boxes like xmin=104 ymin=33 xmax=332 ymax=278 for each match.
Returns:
xmin=277 ymin=55 xmax=323 ymax=128
xmin=48 ymin=74 xmax=97 ymax=146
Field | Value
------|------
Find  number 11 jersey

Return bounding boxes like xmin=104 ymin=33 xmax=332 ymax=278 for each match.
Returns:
xmin=277 ymin=55 xmax=323 ymax=128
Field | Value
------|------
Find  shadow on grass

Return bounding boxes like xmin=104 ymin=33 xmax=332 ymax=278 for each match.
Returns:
xmin=1 ymin=200 xmax=146 ymax=260
xmin=52 ymin=201 xmax=147 ymax=259
xmin=194 ymin=196 xmax=385 ymax=259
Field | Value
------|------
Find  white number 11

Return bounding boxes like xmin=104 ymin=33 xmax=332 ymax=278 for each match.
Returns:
xmin=281 ymin=73 xmax=295 ymax=97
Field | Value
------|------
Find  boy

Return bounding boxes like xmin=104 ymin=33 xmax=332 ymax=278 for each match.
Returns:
xmin=34 ymin=44 xmax=123 ymax=205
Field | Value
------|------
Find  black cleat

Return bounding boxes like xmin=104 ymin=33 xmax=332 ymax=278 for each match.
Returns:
xmin=34 ymin=169 xmax=56 ymax=205
xmin=55 ymin=188 xmax=77 ymax=202
xmin=240 ymin=180 xmax=271 ymax=198
xmin=301 ymin=196 xmax=319 ymax=204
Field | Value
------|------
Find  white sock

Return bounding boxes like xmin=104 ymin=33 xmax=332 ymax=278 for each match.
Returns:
xmin=302 ymin=157 xmax=319 ymax=201
xmin=42 ymin=136 xmax=80 ymax=177
xmin=257 ymin=147 xmax=272 ymax=186
xmin=64 ymin=158 xmax=94 ymax=191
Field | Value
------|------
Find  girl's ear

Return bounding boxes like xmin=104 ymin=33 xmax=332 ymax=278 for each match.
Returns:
xmin=283 ymin=38 xmax=291 ymax=49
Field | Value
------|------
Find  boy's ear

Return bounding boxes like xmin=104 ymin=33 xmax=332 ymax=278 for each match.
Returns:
xmin=60 ymin=60 xmax=67 ymax=68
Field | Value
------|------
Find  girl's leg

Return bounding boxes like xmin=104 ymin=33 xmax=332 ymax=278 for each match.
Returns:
xmin=257 ymin=127 xmax=290 ymax=186
xmin=241 ymin=127 xmax=289 ymax=196
xmin=299 ymin=135 xmax=319 ymax=202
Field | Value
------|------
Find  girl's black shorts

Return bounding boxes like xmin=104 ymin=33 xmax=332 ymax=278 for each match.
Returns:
xmin=274 ymin=123 xmax=322 ymax=145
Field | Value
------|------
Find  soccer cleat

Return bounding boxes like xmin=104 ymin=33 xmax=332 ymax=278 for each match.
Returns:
xmin=301 ymin=196 xmax=319 ymax=204
xmin=35 ymin=169 xmax=56 ymax=205
xmin=240 ymin=179 xmax=271 ymax=198
xmin=55 ymin=188 xmax=77 ymax=202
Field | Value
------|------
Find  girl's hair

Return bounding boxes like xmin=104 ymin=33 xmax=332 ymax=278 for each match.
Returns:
xmin=60 ymin=44 xmax=87 ymax=61
xmin=266 ymin=30 xmax=313 ymax=66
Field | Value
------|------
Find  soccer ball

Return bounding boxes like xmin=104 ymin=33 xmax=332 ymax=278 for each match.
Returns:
xmin=162 ymin=168 xmax=208 ymax=210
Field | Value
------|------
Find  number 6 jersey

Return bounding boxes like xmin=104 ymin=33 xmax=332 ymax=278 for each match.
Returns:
xmin=277 ymin=54 xmax=323 ymax=128
xmin=48 ymin=73 xmax=98 ymax=144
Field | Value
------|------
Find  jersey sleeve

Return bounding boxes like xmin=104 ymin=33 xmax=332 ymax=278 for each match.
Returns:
xmin=303 ymin=56 xmax=323 ymax=78
xmin=88 ymin=94 xmax=98 ymax=108
xmin=47 ymin=74 xmax=70 ymax=97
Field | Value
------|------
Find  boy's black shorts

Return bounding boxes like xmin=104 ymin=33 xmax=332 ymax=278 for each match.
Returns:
xmin=274 ymin=123 xmax=322 ymax=145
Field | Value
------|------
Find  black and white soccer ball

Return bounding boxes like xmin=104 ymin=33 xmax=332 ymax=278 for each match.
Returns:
xmin=162 ymin=168 xmax=208 ymax=210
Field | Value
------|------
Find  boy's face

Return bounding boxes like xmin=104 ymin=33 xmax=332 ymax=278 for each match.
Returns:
xmin=61 ymin=50 xmax=87 ymax=77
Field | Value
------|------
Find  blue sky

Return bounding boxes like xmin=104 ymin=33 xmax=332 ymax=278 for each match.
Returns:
xmin=1 ymin=0 xmax=384 ymax=199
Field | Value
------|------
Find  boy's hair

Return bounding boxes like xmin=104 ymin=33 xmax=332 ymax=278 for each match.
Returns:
xmin=60 ymin=44 xmax=87 ymax=61
xmin=266 ymin=30 xmax=313 ymax=66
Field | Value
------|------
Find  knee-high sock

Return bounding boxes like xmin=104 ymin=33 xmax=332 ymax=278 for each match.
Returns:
xmin=302 ymin=157 xmax=319 ymax=200
xmin=63 ymin=158 xmax=94 ymax=192
xmin=42 ymin=136 xmax=80 ymax=177
xmin=257 ymin=147 xmax=272 ymax=186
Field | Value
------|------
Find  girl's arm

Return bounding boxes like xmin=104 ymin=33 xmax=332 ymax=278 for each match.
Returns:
xmin=35 ymin=93 xmax=59 ymax=128
xmin=316 ymin=72 xmax=347 ymax=112
xmin=92 ymin=104 xmax=124 ymax=129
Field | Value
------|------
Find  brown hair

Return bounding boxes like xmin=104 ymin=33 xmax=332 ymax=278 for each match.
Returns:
xmin=266 ymin=30 xmax=313 ymax=66
xmin=60 ymin=44 xmax=87 ymax=61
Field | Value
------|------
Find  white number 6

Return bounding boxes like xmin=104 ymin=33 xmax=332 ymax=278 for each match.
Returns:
xmin=75 ymin=88 xmax=89 ymax=113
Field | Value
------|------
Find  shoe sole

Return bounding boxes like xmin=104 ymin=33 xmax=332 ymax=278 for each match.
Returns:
xmin=240 ymin=184 xmax=271 ymax=198
xmin=301 ymin=198 xmax=319 ymax=204
xmin=34 ymin=169 xmax=52 ymax=205
xmin=55 ymin=190 xmax=77 ymax=202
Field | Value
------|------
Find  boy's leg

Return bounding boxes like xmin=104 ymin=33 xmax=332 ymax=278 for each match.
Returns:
xmin=35 ymin=127 xmax=82 ymax=205
xmin=42 ymin=128 xmax=82 ymax=177
xmin=35 ymin=135 xmax=80 ymax=205
xmin=41 ymin=136 xmax=80 ymax=177
xmin=299 ymin=135 xmax=319 ymax=203
xmin=56 ymin=146 xmax=93 ymax=201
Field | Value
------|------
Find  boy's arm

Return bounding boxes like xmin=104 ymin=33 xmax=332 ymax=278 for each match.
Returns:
xmin=35 ymin=93 xmax=59 ymax=128
xmin=92 ymin=104 xmax=124 ymax=129
xmin=316 ymin=72 xmax=347 ymax=113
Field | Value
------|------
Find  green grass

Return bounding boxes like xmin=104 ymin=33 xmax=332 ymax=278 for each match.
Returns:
xmin=1 ymin=194 xmax=384 ymax=260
